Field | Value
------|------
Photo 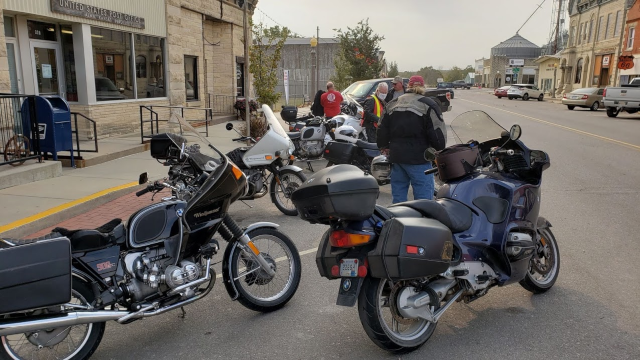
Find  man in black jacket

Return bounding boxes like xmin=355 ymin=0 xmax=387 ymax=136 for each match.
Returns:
xmin=377 ymin=75 xmax=446 ymax=203
xmin=361 ymin=82 xmax=387 ymax=142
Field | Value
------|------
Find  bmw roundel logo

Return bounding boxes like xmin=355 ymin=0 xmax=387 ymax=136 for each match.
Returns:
xmin=418 ymin=247 xmax=425 ymax=256
xmin=176 ymin=209 xmax=184 ymax=217
xmin=342 ymin=279 xmax=352 ymax=291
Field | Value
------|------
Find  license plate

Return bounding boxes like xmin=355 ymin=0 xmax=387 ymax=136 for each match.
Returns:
xmin=571 ymin=96 xmax=579 ymax=99
xmin=340 ymin=259 xmax=359 ymax=277
xmin=619 ymin=101 xmax=627 ymax=105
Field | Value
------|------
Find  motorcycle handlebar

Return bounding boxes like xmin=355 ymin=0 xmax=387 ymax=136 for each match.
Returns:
xmin=135 ymin=187 xmax=150 ymax=197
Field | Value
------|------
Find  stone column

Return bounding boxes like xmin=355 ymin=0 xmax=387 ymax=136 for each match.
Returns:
xmin=0 ymin=2 xmax=11 ymax=93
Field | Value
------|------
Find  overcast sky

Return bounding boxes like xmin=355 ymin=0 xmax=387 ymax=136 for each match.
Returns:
xmin=254 ymin=0 xmax=555 ymax=71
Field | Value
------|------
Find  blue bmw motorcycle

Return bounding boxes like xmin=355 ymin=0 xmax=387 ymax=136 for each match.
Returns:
xmin=291 ymin=110 xmax=559 ymax=353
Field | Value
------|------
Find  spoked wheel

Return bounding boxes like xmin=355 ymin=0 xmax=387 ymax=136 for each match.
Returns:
xmin=230 ymin=228 xmax=301 ymax=312
xmin=358 ymin=277 xmax=438 ymax=353
xmin=520 ymin=227 xmax=560 ymax=294
xmin=270 ymin=169 xmax=306 ymax=216
xmin=0 ymin=279 xmax=105 ymax=360
xmin=3 ymin=135 xmax=30 ymax=167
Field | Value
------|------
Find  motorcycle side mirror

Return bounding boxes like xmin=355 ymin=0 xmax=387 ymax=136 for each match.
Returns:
xmin=226 ymin=123 xmax=234 ymax=131
xmin=509 ymin=124 xmax=522 ymax=141
xmin=138 ymin=172 xmax=148 ymax=185
xmin=424 ymin=147 xmax=437 ymax=161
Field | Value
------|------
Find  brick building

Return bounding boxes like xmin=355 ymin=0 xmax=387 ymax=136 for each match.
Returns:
xmin=0 ymin=0 xmax=254 ymax=137
xmin=619 ymin=0 xmax=640 ymax=82
xmin=558 ymin=0 xmax=633 ymax=94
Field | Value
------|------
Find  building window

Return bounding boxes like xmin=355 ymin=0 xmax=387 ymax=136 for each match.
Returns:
xmin=578 ymin=23 xmax=583 ymax=45
xmin=575 ymin=58 xmax=584 ymax=84
xmin=92 ymin=27 xmax=133 ymax=101
xmin=60 ymin=26 xmax=78 ymax=102
xmin=598 ymin=16 xmax=604 ymax=41
xmin=570 ymin=26 xmax=576 ymax=46
xmin=27 ymin=20 xmax=57 ymax=41
xmin=588 ymin=19 xmax=594 ymax=42
xmin=136 ymin=55 xmax=146 ymax=78
xmin=605 ymin=13 xmax=612 ymax=39
xmin=184 ymin=56 xmax=198 ymax=101
xmin=615 ymin=11 xmax=622 ymax=37
xmin=628 ymin=27 xmax=635 ymax=49
xmin=4 ymin=16 xmax=15 ymax=37
xmin=135 ymin=35 xmax=165 ymax=99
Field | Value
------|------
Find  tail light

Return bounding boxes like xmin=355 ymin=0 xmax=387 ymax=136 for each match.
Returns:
xmin=563 ymin=94 xmax=567 ymax=98
xmin=446 ymin=92 xmax=451 ymax=101
xmin=603 ymin=88 xmax=607 ymax=97
xmin=581 ymin=95 xmax=589 ymax=99
xmin=330 ymin=230 xmax=373 ymax=248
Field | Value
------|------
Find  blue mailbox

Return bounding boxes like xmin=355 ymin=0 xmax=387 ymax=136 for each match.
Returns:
xmin=21 ymin=95 xmax=74 ymax=167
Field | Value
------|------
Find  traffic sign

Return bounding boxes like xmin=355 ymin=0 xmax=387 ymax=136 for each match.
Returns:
xmin=513 ymin=67 xmax=520 ymax=73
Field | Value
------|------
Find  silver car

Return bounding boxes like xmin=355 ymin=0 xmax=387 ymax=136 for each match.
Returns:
xmin=562 ymin=88 xmax=604 ymax=111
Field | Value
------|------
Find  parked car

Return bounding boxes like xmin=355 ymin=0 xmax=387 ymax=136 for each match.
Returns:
xmin=602 ymin=77 xmax=640 ymax=117
xmin=453 ymin=80 xmax=471 ymax=89
xmin=436 ymin=82 xmax=455 ymax=99
xmin=562 ymin=88 xmax=604 ymax=111
xmin=494 ymin=86 xmax=510 ymax=99
xmin=342 ymin=78 xmax=452 ymax=113
xmin=146 ymin=79 xmax=165 ymax=98
xmin=95 ymin=77 xmax=126 ymax=101
xmin=507 ymin=84 xmax=544 ymax=101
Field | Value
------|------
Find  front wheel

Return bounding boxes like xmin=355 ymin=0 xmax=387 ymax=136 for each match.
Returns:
xmin=358 ymin=277 xmax=438 ymax=353
xmin=538 ymin=94 xmax=544 ymax=101
xmin=230 ymin=228 xmax=301 ymax=312
xmin=523 ymin=94 xmax=530 ymax=101
xmin=0 ymin=278 xmax=106 ymax=360
xmin=520 ymin=227 xmax=560 ymax=294
xmin=270 ymin=169 xmax=306 ymax=216
xmin=606 ymin=107 xmax=619 ymax=118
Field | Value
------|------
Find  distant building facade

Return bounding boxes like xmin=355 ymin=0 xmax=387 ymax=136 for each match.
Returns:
xmin=488 ymin=34 xmax=542 ymax=88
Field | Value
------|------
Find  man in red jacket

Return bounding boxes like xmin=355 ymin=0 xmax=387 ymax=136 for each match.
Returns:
xmin=320 ymin=81 xmax=343 ymax=118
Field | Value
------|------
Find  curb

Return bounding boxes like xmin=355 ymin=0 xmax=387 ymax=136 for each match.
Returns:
xmin=0 ymin=182 xmax=143 ymax=239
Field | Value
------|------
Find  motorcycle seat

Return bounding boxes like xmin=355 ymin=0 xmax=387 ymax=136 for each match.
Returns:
xmin=287 ymin=131 xmax=301 ymax=140
xmin=53 ymin=218 xmax=126 ymax=253
xmin=356 ymin=139 xmax=378 ymax=150
xmin=0 ymin=232 xmax=66 ymax=249
xmin=389 ymin=199 xmax=472 ymax=233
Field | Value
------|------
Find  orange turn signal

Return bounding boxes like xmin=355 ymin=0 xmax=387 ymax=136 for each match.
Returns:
xmin=330 ymin=230 xmax=372 ymax=248
xmin=265 ymin=155 xmax=273 ymax=160
xmin=231 ymin=164 xmax=243 ymax=180
xmin=247 ymin=241 xmax=260 ymax=255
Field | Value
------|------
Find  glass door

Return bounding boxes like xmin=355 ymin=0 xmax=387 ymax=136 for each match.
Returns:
xmin=30 ymin=41 xmax=65 ymax=97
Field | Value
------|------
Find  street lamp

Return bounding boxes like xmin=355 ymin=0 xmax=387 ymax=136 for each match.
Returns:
xmin=310 ymin=37 xmax=317 ymax=96
xmin=552 ymin=63 xmax=558 ymax=98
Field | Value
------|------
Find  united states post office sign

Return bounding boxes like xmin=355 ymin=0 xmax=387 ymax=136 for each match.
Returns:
xmin=51 ymin=0 xmax=145 ymax=29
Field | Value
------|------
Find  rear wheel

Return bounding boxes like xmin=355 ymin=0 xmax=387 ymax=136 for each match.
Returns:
xmin=508 ymin=97 xmax=513 ymax=100
xmin=0 ymin=278 xmax=105 ymax=360
xmin=538 ymin=94 xmax=544 ymax=101
xmin=230 ymin=228 xmax=301 ymax=312
xmin=590 ymin=101 xmax=600 ymax=111
xmin=358 ymin=277 xmax=438 ymax=353
xmin=270 ymin=169 xmax=306 ymax=216
xmin=497 ymin=96 xmax=502 ymax=99
xmin=520 ymin=227 xmax=560 ymax=294
xmin=567 ymin=105 xmax=575 ymax=110
xmin=606 ymin=107 xmax=619 ymax=118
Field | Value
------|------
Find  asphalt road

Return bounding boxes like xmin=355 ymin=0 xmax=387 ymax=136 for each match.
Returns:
xmin=91 ymin=90 xmax=640 ymax=360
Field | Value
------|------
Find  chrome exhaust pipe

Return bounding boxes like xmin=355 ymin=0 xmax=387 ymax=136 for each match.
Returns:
xmin=0 ymin=310 xmax=129 ymax=337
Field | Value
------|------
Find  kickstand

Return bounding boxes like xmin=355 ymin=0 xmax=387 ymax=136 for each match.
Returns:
xmin=307 ymin=161 xmax=314 ymax=172
xmin=179 ymin=306 xmax=186 ymax=319
xmin=240 ymin=200 xmax=254 ymax=208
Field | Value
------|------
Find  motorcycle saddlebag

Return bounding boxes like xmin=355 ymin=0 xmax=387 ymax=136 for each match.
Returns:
xmin=434 ymin=143 xmax=480 ymax=182
xmin=280 ymin=106 xmax=298 ymax=122
xmin=368 ymin=217 xmax=453 ymax=280
xmin=0 ymin=237 xmax=72 ymax=315
xmin=324 ymin=141 xmax=357 ymax=164
xmin=291 ymin=165 xmax=379 ymax=224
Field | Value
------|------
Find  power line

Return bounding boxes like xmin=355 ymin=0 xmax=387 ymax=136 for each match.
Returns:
xmin=254 ymin=7 xmax=307 ymax=38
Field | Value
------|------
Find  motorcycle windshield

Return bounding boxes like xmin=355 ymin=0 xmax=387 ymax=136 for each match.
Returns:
xmin=450 ymin=110 xmax=506 ymax=144
xmin=165 ymin=109 xmax=224 ymax=163
xmin=263 ymin=104 xmax=289 ymax=140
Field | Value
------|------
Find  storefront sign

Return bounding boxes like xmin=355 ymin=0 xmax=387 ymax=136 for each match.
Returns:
xmin=602 ymin=55 xmax=610 ymax=67
xmin=509 ymin=59 xmax=525 ymax=67
xmin=51 ymin=0 xmax=145 ymax=29
xmin=618 ymin=56 xmax=634 ymax=70
xmin=105 ymin=55 xmax=113 ymax=65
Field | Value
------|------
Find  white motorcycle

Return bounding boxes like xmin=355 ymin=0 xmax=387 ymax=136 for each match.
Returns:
xmin=226 ymin=105 xmax=307 ymax=216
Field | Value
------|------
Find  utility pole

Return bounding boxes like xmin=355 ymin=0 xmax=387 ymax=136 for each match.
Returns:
xmin=553 ymin=0 xmax=562 ymax=53
xmin=243 ymin=0 xmax=251 ymax=138
xmin=316 ymin=26 xmax=320 ymax=91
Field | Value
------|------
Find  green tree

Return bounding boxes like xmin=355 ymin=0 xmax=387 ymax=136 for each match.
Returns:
xmin=388 ymin=61 xmax=399 ymax=77
xmin=331 ymin=49 xmax=353 ymax=91
xmin=264 ymin=25 xmax=299 ymax=39
xmin=249 ymin=20 xmax=290 ymax=107
xmin=333 ymin=19 xmax=384 ymax=81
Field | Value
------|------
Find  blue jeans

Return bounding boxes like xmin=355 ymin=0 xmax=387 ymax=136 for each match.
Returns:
xmin=390 ymin=163 xmax=435 ymax=204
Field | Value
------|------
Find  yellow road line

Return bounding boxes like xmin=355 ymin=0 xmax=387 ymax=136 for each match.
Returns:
xmin=459 ymin=98 xmax=640 ymax=152
xmin=0 ymin=181 xmax=139 ymax=234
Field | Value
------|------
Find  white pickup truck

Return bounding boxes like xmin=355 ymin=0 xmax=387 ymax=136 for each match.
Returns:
xmin=603 ymin=77 xmax=640 ymax=117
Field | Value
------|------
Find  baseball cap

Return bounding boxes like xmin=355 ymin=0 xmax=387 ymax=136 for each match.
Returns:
xmin=391 ymin=76 xmax=403 ymax=84
xmin=408 ymin=75 xmax=425 ymax=87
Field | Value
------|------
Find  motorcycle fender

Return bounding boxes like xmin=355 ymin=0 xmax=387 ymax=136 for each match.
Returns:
xmin=336 ymin=277 xmax=364 ymax=307
xmin=278 ymin=164 xmax=304 ymax=175
xmin=537 ymin=216 xmax=552 ymax=230
xmin=221 ymin=222 xmax=280 ymax=300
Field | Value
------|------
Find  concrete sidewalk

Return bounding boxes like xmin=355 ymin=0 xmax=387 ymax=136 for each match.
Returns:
xmin=0 ymin=106 xmax=302 ymax=238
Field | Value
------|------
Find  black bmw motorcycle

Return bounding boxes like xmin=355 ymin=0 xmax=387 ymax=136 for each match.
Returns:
xmin=0 ymin=114 xmax=302 ymax=360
